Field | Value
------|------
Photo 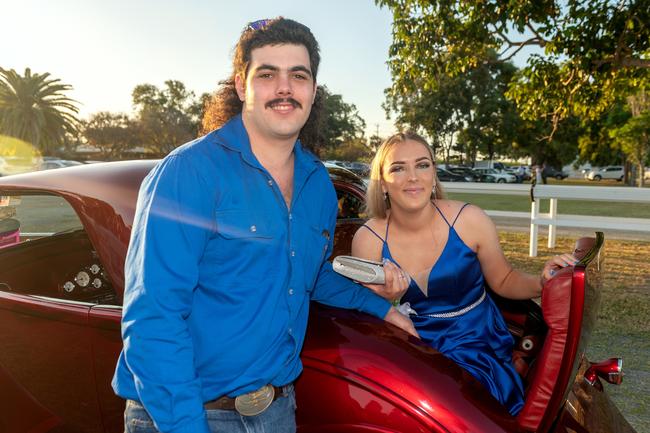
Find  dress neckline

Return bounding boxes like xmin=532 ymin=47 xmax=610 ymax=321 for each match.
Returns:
xmin=383 ymin=224 xmax=454 ymax=297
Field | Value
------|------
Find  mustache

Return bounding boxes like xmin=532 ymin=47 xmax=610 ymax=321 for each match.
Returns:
xmin=265 ymin=98 xmax=302 ymax=110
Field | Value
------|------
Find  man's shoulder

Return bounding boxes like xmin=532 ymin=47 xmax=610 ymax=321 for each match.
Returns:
xmin=167 ymin=131 xmax=222 ymax=160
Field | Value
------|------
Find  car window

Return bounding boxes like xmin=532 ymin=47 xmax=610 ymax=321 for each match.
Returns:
xmin=335 ymin=189 xmax=366 ymax=220
xmin=0 ymin=194 xmax=118 ymax=305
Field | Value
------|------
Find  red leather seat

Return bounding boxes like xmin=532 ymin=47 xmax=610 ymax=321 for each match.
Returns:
xmin=516 ymin=237 xmax=596 ymax=432
xmin=516 ymin=267 xmax=573 ymax=431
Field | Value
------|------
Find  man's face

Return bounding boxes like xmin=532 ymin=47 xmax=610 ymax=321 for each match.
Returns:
xmin=235 ymin=43 xmax=316 ymax=144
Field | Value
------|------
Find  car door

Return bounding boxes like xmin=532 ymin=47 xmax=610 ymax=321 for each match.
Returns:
xmin=88 ymin=304 xmax=124 ymax=433
xmin=0 ymin=194 xmax=104 ymax=433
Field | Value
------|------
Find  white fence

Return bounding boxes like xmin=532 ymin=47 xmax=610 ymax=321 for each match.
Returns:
xmin=442 ymin=182 xmax=650 ymax=257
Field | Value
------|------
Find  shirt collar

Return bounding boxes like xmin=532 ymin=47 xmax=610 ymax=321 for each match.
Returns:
xmin=214 ymin=114 xmax=320 ymax=176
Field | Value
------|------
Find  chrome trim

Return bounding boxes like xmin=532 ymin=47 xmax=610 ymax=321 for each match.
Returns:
xmin=32 ymin=295 xmax=95 ymax=307
xmin=93 ymin=304 xmax=123 ymax=310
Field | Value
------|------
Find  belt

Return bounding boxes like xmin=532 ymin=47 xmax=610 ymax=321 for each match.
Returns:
xmin=204 ymin=384 xmax=292 ymax=416
xmin=420 ymin=289 xmax=486 ymax=318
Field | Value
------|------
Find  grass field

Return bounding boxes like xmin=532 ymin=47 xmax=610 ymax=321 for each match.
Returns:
xmin=500 ymin=232 xmax=650 ymax=432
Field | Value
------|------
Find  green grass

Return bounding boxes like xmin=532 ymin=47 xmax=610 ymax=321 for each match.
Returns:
xmin=447 ymin=192 xmax=650 ymax=218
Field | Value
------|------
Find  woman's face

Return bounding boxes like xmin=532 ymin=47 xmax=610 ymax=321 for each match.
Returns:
xmin=381 ymin=139 xmax=436 ymax=213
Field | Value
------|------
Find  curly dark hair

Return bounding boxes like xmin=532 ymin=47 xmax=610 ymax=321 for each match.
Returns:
xmin=201 ymin=17 xmax=324 ymax=154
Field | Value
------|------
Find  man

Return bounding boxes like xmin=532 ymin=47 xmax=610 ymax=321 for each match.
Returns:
xmin=112 ymin=18 xmax=415 ymax=433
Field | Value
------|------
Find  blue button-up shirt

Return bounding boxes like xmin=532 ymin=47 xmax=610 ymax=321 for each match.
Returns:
xmin=112 ymin=115 xmax=390 ymax=433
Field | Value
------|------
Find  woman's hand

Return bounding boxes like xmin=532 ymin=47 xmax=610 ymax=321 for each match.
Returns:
xmin=384 ymin=306 xmax=420 ymax=338
xmin=362 ymin=260 xmax=410 ymax=302
xmin=541 ymin=253 xmax=579 ymax=285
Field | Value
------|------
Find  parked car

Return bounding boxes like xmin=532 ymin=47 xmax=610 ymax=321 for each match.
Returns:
xmin=473 ymin=160 xmax=506 ymax=171
xmin=0 ymin=161 xmax=635 ymax=433
xmin=436 ymin=167 xmax=469 ymax=182
xmin=505 ymin=166 xmax=532 ymax=181
xmin=39 ymin=159 xmax=83 ymax=170
xmin=326 ymin=160 xmax=370 ymax=178
xmin=447 ymin=166 xmax=481 ymax=182
xmin=473 ymin=167 xmax=518 ymax=183
xmin=542 ymin=166 xmax=569 ymax=180
xmin=586 ymin=165 xmax=625 ymax=181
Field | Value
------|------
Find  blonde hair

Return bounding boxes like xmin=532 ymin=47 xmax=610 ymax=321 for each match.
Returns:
xmin=365 ymin=131 xmax=445 ymax=219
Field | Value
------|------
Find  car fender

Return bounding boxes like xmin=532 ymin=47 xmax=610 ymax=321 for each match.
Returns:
xmin=296 ymin=304 xmax=518 ymax=433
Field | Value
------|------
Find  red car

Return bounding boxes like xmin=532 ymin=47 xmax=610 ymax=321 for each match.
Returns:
xmin=0 ymin=161 xmax=635 ymax=433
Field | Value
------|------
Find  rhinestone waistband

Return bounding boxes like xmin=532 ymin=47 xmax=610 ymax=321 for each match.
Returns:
xmin=419 ymin=289 xmax=486 ymax=319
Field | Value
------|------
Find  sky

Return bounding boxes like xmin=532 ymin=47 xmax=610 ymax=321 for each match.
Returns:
xmin=1 ymin=0 xmax=398 ymax=137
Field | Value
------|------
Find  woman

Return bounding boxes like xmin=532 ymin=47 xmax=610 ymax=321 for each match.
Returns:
xmin=351 ymin=132 xmax=576 ymax=415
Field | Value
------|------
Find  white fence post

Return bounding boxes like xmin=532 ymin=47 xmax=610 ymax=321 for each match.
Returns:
xmin=548 ymin=198 xmax=557 ymax=248
xmin=530 ymin=199 xmax=539 ymax=257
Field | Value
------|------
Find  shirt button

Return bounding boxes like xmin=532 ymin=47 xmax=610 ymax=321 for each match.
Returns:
xmin=291 ymin=251 xmax=296 ymax=257
xmin=288 ymin=213 xmax=293 ymax=220
xmin=250 ymin=225 xmax=257 ymax=233
xmin=288 ymin=327 xmax=293 ymax=334
xmin=267 ymin=179 xmax=273 ymax=186
xmin=288 ymin=288 xmax=294 ymax=295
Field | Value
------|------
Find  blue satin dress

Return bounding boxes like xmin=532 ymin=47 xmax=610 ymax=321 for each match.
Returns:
xmin=363 ymin=203 xmax=524 ymax=415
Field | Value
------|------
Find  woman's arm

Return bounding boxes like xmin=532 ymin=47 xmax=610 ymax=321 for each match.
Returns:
xmin=459 ymin=205 xmax=576 ymax=299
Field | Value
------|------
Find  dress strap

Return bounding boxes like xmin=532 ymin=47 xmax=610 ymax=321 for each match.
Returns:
xmin=432 ymin=203 xmax=452 ymax=227
xmin=360 ymin=224 xmax=386 ymax=243
xmin=451 ymin=203 xmax=471 ymax=227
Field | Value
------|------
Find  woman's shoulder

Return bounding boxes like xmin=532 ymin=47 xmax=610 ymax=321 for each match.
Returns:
xmin=352 ymin=217 xmax=387 ymax=258
xmin=435 ymin=199 xmax=489 ymax=223
xmin=356 ymin=217 xmax=388 ymax=239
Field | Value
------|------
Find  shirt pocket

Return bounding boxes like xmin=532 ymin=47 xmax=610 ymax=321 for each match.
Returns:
xmin=215 ymin=210 xmax=273 ymax=240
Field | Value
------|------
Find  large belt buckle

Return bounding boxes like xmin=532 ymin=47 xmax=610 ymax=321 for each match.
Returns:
xmin=234 ymin=384 xmax=275 ymax=416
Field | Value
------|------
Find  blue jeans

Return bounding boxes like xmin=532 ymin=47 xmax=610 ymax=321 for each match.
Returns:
xmin=124 ymin=387 xmax=297 ymax=433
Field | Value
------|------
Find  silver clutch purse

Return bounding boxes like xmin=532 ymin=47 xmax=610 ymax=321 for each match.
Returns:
xmin=332 ymin=255 xmax=385 ymax=284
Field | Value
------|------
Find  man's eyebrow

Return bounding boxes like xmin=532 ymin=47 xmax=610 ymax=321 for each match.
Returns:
xmin=253 ymin=64 xmax=280 ymax=73
xmin=252 ymin=64 xmax=312 ymax=78
xmin=290 ymin=66 xmax=312 ymax=77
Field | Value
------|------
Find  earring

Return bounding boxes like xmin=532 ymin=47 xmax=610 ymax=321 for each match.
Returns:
xmin=430 ymin=184 xmax=437 ymax=201
xmin=384 ymin=191 xmax=391 ymax=208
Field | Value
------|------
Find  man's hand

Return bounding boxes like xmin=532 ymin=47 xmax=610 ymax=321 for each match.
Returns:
xmin=383 ymin=307 xmax=419 ymax=338
xmin=363 ymin=260 xmax=410 ymax=302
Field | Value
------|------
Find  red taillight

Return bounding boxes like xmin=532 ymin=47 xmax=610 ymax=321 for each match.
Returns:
xmin=584 ymin=357 xmax=623 ymax=388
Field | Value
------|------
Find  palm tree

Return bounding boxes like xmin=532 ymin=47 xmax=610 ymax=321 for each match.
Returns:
xmin=0 ymin=67 xmax=80 ymax=155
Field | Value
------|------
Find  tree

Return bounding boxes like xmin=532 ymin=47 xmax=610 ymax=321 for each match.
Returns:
xmin=610 ymin=91 xmax=650 ymax=186
xmin=132 ymin=80 xmax=205 ymax=156
xmin=577 ymin=103 xmax=629 ymax=166
xmin=320 ymin=86 xmax=366 ymax=148
xmin=384 ymin=52 xmax=522 ymax=165
xmin=83 ymin=112 xmax=140 ymax=160
xmin=376 ymin=0 xmax=650 ymax=137
xmin=0 ymin=67 xmax=80 ymax=155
